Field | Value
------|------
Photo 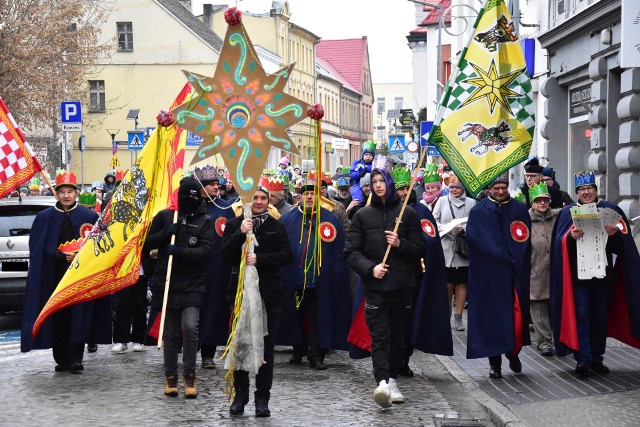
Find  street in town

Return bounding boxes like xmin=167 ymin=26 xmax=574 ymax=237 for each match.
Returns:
xmin=1 ymin=311 xmax=639 ymax=426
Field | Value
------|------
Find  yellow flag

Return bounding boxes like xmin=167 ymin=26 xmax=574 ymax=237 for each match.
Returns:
xmin=429 ymin=0 xmax=535 ymax=196
xmin=32 ymin=86 xmax=192 ymax=337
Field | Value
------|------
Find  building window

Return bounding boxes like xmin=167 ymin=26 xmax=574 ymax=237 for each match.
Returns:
xmin=117 ymin=22 xmax=133 ymax=51
xmin=394 ymin=97 xmax=404 ymax=110
xmin=89 ymin=80 xmax=105 ymax=113
xmin=377 ymin=97 xmax=385 ymax=113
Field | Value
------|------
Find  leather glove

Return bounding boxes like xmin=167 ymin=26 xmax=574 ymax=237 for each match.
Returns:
xmin=359 ymin=169 xmax=366 ymax=178
xmin=166 ymin=244 xmax=180 ymax=257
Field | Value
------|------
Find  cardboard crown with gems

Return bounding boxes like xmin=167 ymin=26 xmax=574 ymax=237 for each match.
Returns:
xmin=362 ymin=140 xmax=376 ymax=154
xmin=574 ymin=171 xmax=596 ymax=189
xmin=194 ymin=165 xmax=219 ymax=184
xmin=265 ymin=175 xmax=285 ymax=192
xmin=423 ymin=163 xmax=440 ymax=184
xmin=55 ymin=170 xmax=78 ymax=189
xmin=392 ymin=166 xmax=411 ymax=189
xmin=529 ymin=182 xmax=550 ymax=201
xmin=336 ymin=176 xmax=350 ymax=188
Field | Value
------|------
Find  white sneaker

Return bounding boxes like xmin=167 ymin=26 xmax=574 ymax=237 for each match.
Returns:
xmin=132 ymin=343 xmax=144 ymax=352
xmin=373 ymin=380 xmax=392 ymax=408
xmin=388 ymin=378 xmax=405 ymax=403
xmin=111 ymin=343 xmax=128 ymax=353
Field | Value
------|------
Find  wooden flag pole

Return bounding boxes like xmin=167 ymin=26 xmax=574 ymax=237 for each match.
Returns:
xmin=38 ymin=170 xmax=59 ymax=201
xmin=380 ymin=145 xmax=428 ymax=267
xmin=157 ymin=209 xmax=179 ymax=349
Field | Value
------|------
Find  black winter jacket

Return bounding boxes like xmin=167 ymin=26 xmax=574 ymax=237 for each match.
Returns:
xmin=220 ymin=214 xmax=293 ymax=306
xmin=145 ymin=204 xmax=214 ymax=310
xmin=345 ymin=193 xmax=425 ymax=293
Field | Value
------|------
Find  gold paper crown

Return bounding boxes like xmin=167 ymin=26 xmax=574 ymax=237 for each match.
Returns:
xmin=57 ymin=238 xmax=84 ymax=253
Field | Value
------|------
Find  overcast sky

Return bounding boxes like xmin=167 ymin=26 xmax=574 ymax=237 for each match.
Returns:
xmin=192 ymin=0 xmax=417 ymax=83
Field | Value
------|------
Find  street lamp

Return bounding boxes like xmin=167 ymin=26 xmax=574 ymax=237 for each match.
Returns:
xmin=407 ymin=0 xmax=443 ymax=100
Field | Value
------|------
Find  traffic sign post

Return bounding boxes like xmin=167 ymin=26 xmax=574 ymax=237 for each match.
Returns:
xmin=420 ymin=121 xmax=434 ymax=146
xmin=388 ymin=134 xmax=406 ymax=153
xmin=61 ymin=101 xmax=83 ymax=172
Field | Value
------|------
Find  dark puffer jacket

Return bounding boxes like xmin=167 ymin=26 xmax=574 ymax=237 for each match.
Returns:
xmin=344 ymin=169 xmax=425 ymax=293
xmin=145 ymin=204 xmax=214 ymax=310
xmin=220 ymin=214 xmax=293 ymax=306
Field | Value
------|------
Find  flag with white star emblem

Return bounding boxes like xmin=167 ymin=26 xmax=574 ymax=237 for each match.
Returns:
xmin=428 ymin=0 xmax=535 ymax=196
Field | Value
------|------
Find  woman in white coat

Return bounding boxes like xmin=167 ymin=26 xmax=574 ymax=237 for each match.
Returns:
xmin=432 ymin=180 xmax=476 ymax=331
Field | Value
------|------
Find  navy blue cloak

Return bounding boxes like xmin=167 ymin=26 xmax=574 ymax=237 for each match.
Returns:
xmin=550 ymin=200 xmax=640 ymax=357
xmin=21 ymin=205 xmax=112 ymax=352
xmin=466 ymin=197 xmax=531 ymax=359
xmin=199 ymin=197 xmax=236 ymax=348
xmin=410 ymin=201 xmax=453 ymax=356
xmin=276 ymin=207 xmax=352 ymax=351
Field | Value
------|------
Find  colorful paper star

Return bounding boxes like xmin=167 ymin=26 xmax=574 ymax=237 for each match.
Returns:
xmin=171 ymin=23 xmax=306 ymax=201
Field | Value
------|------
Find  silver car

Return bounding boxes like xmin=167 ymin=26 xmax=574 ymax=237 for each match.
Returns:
xmin=0 ymin=196 xmax=56 ymax=313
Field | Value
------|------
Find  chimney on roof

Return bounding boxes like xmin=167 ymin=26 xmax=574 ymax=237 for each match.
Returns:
xmin=203 ymin=4 xmax=213 ymax=29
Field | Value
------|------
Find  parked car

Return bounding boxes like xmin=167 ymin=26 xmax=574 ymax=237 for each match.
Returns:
xmin=0 ymin=196 xmax=56 ymax=313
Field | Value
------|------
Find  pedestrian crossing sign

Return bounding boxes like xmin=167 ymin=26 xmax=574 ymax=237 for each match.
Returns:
xmin=127 ymin=131 xmax=145 ymax=150
xmin=388 ymin=134 xmax=406 ymax=153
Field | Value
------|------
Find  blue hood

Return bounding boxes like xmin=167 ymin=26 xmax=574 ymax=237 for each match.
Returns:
xmin=371 ymin=169 xmax=395 ymax=204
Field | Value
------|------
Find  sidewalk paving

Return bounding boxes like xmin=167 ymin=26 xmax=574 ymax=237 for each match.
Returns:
xmin=446 ymin=311 xmax=640 ymax=426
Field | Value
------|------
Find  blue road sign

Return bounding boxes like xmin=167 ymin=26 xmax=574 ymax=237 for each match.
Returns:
xmin=61 ymin=101 xmax=82 ymax=123
xmin=127 ymin=131 xmax=145 ymax=150
xmin=388 ymin=134 xmax=406 ymax=153
xmin=420 ymin=120 xmax=434 ymax=146
xmin=427 ymin=145 xmax=441 ymax=156
xmin=186 ymin=131 xmax=204 ymax=147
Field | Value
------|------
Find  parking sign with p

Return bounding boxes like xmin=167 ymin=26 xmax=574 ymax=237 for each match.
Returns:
xmin=61 ymin=101 xmax=82 ymax=131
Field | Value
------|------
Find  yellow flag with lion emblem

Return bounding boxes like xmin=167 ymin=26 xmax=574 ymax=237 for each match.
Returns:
xmin=429 ymin=0 xmax=534 ymax=196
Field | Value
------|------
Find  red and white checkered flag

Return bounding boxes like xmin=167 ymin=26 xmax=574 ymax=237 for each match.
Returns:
xmin=0 ymin=97 xmax=43 ymax=198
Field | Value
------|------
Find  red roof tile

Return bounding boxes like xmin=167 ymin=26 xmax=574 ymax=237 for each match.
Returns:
xmin=317 ymin=37 xmax=368 ymax=92
xmin=316 ymin=57 xmax=358 ymax=93
xmin=421 ymin=0 xmax=452 ymax=26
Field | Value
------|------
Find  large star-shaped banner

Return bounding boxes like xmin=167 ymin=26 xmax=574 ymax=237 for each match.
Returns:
xmin=171 ymin=21 xmax=305 ymax=202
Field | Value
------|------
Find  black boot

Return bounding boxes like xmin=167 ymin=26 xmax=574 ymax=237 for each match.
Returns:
xmin=308 ymin=356 xmax=327 ymax=370
xmin=398 ymin=360 xmax=414 ymax=377
xmin=255 ymin=391 xmax=270 ymax=417
xmin=229 ymin=386 xmax=249 ymax=415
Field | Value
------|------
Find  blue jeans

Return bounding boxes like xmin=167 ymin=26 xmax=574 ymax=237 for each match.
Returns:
xmin=573 ymin=279 xmax=612 ymax=365
xmin=163 ymin=306 xmax=200 ymax=376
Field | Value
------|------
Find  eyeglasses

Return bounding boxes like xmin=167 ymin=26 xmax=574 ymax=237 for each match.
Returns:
xmin=541 ymin=177 xmax=553 ymax=183
xmin=533 ymin=198 xmax=550 ymax=204
xmin=577 ymin=186 xmax=596 ymax=193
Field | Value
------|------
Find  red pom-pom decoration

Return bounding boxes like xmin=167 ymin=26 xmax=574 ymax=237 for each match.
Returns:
xmin=307 ymin=103 xmax=325 ymax=120
xmin=224 ymin=7 xmax=242 ymax=25
xmin=156 ymin=110 xmax=174 ymax=127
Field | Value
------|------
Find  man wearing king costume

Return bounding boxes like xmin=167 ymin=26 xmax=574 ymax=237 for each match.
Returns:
xmin=550 ymin=171 xmax=640 ymax=378
xmin=193 ymin=165 xmax=235 ymax=370
xmin=277 ymin=175 xmax=352 ymax=370
xmin=466 ymin=172 xmax=531 ymax=379
xmin=21 ymin=171 xmax=112 ymax=372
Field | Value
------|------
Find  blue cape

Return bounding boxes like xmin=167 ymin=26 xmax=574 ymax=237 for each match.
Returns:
xmin=21 ymin=205 xmax=112 ymax=352
xmin=466 ymin=197 xmax=531 ymax=359
xmin=410 ymin=201 xmax=453 ymax=355
xmin=276 ymin=207 xmax=352 ymax=350
xmin=199 ymin=197 xmax=235 ymax=347
xmin=550 ymin=200 xmax=640 ymax=356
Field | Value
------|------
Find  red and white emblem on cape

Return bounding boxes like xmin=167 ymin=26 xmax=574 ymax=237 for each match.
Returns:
xmin=319 ymin=222 xmax=337 ymax=242
xmin=510 ymin=220 xmax=529 ymax=242
xmin=616 ymin=218 xmax=629 ymax=234
xmin=421 ymin=219 xmax=436 ymax=238
xmin=215 ymin=217 xmax=227 ymax=237
xmin=80 ymin=223 xmax=93 ymax=239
